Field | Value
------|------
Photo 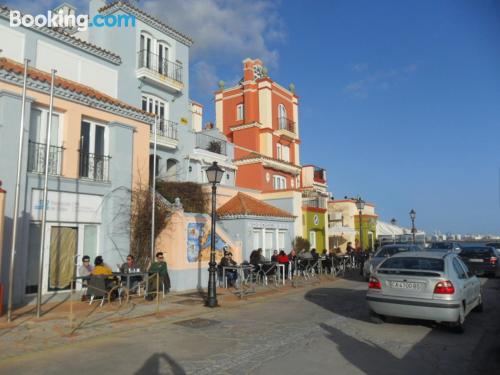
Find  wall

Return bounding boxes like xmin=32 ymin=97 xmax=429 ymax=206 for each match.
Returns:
xmin=303 ymin=209 xmax=327 ymax=251
xmin=155 ymin=211 xmax=242 ymax=291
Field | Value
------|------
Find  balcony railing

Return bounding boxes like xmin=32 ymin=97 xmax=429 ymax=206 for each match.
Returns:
xmin=79 ymin=152 xmax=110 ymax=182
xmin=27 ymin=141 xmax=63 ymax=175
xmin=138 ymin=49 xmax=183 ymax=83
xmin=277 ymin=116 xmax=295 ymax=133
xmin=303 ymin=197 xmax=327 ymax=209
xmin=195 ymin=133 xmax=227 ymax=155
xmin=152 ymin=119 xmax=178 ymax=140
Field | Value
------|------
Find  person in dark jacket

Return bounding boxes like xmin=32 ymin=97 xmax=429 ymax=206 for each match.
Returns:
xmin=146 ymin=252 xmax=170 ymax=300
xmin=220 ymin=252 xmax=238 ymax=287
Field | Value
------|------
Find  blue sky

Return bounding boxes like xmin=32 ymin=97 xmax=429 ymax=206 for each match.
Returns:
xmin=6 ymin=0 xmax=500 ymax=235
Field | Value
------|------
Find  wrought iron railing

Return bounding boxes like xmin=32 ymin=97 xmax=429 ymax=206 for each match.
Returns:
xmin=277 ymin=116 xmax=295 ymax=133
xmin=303 ymin=198 xmax=327 ymax=209
xmin=195 ymin=133 xmax=227 ymax=155
xmin=137 ymin=49 xmax=183 ymax=83
xmin=152 ymin=119 xmax=178 ymax=140
xmin=27 ymin=141 xmax=63 ymax=175
xmin=79 ymin=151 xmax=110 ymax=182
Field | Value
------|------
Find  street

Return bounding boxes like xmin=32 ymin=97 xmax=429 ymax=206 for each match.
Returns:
xmin=0 ymin=275 xmax=498 ymax=375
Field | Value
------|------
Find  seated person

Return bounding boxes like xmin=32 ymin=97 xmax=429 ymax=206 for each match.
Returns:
xmin=220 ymin=251 xmax=238 ymax=287
xmin=91 ymin=256 xmax=113 ymax=276
xmin=79 ymin=255 xmax=93 ymax=278
xmin=146 ymin=252 xmax=171 ymax=300
xmin=271 ymin=250 xmax=278 ymax=262
xmin=277 ymin=250 xmax=290 ymax=279
xmin=120 ymin=254 xmax=142 ymax=291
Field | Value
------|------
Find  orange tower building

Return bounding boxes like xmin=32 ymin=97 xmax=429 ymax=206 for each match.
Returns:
xmin=215 ymin=58 xmax=301 ymax=192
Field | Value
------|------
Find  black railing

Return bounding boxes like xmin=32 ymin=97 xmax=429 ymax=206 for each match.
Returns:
xmin=195 ymin=133 xmax=227 ymax=155
xmin=277 ymin=116 xmax=295 ymax=133
xmin=138 ymin=49 xmax=183 ymax=83
xmin=152 ymin=119 xmax=178 ymax=140
xmin=27 ymin=141 xmax=63 ymax=175
xmin=79 ymin=152 xmax=110 ymax=182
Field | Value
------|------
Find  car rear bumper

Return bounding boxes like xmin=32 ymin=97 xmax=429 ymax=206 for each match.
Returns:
xmin=366 ymin=295 xmax=461 ymax=322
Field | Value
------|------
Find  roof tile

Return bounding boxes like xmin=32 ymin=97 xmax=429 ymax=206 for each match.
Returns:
xmin=217 ymin=192 xmax=294 ymax=218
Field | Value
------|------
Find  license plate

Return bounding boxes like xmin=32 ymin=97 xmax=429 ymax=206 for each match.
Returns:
xmin=390 ymin=281 xmax=422 ymax=290
xmin=469 ymin=259 xmax=483 ymax=263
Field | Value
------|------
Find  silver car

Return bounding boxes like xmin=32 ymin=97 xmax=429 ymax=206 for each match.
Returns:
xmin=366 ymin=251 xmax=482 ymax=332
xmin=362 ymin=244 xmax=421 ymax=281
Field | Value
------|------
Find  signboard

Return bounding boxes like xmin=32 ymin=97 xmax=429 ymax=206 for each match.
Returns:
xmin=31 ymin=189 xmax=102 ymax=223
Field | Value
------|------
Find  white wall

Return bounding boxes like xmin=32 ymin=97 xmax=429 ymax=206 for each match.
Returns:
xmin=0 ymin=24 xmax=25 ymax=62
xmin=36 ymin=40 xmax=118 ymax=97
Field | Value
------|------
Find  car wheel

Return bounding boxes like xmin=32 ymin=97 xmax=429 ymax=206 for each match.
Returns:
xmin=452 ymin=305 xmax=465 ymax=334
xmin=369 ymin=310 xmax=385 ymax=324
xmin=473 ymin=292 xmax=484 ymax=313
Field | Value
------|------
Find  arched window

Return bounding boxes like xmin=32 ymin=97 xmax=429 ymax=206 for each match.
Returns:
xmin=236 ymin=103 xmax=244 ymax=121
xmin=278 ymin=104 xmax=287 ymax=129
xmin=166 ymin=158 xmax=178 ymax=182
xmin=140 ymin=31 xmax=153 ymax=69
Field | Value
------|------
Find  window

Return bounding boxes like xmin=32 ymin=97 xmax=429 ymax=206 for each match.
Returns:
xmin=253 ymin=229 xmax=262 ymax=250
xmin=282 ymin=145 xmax=290 ymax=162
xmin=309 ymin=230 xmax=317 ymax=249
xmin=452 ymin=258 xmax=466 ymax=279
xmin=79 ymin=120 xmax=109 ymax=180
xmin=278 ymin=230 xmax=286 ymax=251
xmin=157 ymin=41 xmax=169 ymax=75
xmin=278 ymin=104 xmax=287 ymax=129
xmin=140 ymin=32 xmax=153 ymax=68
xmin=273 ymin=175 xmax=286 ymax=190
xmin=142 ymin=95 xmax=167 ymax=119
xmin=276 ymin=144 xmax=282 ymax=160
xmin=380 ymin=257 xmax=444 ymax=271
xmin=265 ymin=230 xmax=274 ymax=259
xmin=83 ymin=225 xmax=98 ymax=263
xmin=236 ymin=104 xmax=244 ymax=121
xmin=28 ymin=108 xmax=62 ymax=174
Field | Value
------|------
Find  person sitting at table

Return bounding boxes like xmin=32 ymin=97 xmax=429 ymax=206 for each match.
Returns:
xmin=91 ymin=256 xmax=113 ymax=276
xmin=271 ymin=250 xmax=278 ymax=262
xmin=277 ymin=250 xmax=290 ymax=279
xmin=120 ymin=254 xmax=142 ymax=292
xmin=79 ymin=255 xmax=93 ymax=277
xmin=220 ymin=251 xmax=238 ymax=287
xmin=146 ymin=252 xmax=171 ymax=300
xmin=288 ymin=249 xmax=297 ymax=277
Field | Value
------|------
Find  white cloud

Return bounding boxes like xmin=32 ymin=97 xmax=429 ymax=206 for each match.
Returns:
xmin=352 ymin=63 xmax=368 ymax=72
xmin=142 ymin=0 xmax=284 ymax=68
xmin=344 ymin=64 xmax=417 ymax=98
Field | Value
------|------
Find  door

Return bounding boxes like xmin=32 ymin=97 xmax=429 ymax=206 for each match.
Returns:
xmin=309 ymin=230 xmax=317 ymax=249
xmin=265 ymin=230 xmax=274 ymax=259
xmin=80 ymin=121 xmax=107 ymax=180
xmin=48 ymin=227 xmax=77 ymax=291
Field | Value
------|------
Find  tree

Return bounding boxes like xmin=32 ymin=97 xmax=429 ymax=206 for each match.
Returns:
xmin=293 ymin=236 xmax=311 ymax=252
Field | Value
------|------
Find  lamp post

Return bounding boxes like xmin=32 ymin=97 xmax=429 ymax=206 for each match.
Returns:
xmin=355 ymin=197 xmax=365 ymax=251
xmin=409 ymin=209 xmax=416 ymax=244
xmin=205 ymin=162 xmax=224 ymax=308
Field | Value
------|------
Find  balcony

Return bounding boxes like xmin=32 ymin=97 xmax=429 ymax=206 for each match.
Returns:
xmin=195 ymin=133 xmax=227 ymax=155
xmin=150 ymin=119 xmax=178 ymax=149
xmin=79 ymin=152 xmax=110 ymax=182
xmin=313 ymin=167 xmax=326 ymax=184
xmin=303 ymin=197 xmax=327 ymax=209
xmin=137 ymin=50 xmax=183 ymax=92
xmin=277 ymin=117 xmax=295 ymax=133
xmin=27 ymin=141 xmax=63 ymax=176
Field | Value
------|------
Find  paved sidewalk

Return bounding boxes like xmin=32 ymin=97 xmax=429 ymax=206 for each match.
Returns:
xmin=0 ymin=275 xmax=333 ymax=363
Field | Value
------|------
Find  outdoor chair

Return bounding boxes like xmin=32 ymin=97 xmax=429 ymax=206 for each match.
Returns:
xmin=260 ymin=263 xmax=279 ymax=286
xmin=87 ymin=276 xmax=108 ymax=307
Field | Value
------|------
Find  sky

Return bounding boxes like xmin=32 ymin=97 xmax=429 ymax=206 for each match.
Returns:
xmin=5 ymin=0 xmax=500 ymax=235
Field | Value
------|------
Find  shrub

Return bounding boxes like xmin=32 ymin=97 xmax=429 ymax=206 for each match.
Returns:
xmin=156 ymin=180 xmax=208 ymax=213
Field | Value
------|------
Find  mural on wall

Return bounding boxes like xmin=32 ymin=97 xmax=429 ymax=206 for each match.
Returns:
xmin=187 ymin=222 xmax=231 ymax=263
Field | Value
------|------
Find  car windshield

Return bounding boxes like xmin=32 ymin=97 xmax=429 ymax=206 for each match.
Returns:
xmin=376 ymin=246 xmax=409 ymax=257
xmin=486 ymin=243 xmax=500 ymax=249
xmin=429 ymin=243 xmax=453 ymax=249
xmin=380 ymin=257 xmax=444 ymax=271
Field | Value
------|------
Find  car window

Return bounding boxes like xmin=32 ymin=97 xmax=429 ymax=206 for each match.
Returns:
xmin=380 ymin=257 xmax=444 ymax=271
xmin=460 ymin=247 xmax=493 ymax=258
xmin=452 ymin=258 xmax=466 ymax=279
xmin=457 ymin=258 xmax=474 ymax=278
xmin=430 ymin=243 xmax=453 ymax=250
xmin=375 ymin=248 xmax=386 ymax=257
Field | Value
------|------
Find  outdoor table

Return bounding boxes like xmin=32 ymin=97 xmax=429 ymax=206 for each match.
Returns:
xmin=275 ymin=263 xmax=286 ymax=285
xmin=112 ymin=271 xmax=149 ymax=291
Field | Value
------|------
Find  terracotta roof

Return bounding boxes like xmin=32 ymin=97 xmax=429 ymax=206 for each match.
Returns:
xmin=0 ymin=58 xmax=153 ymax=118
xmin=0 ymin=6 xmax=121 ymax=63
xmin=99 ymin=1 xmax=193 ymax=45
xmin=217 ymin=192 xmax=294 ymax=219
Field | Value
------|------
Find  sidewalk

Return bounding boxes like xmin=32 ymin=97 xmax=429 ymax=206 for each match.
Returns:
xmin=0 ymin=275 xmax=337 ymax=363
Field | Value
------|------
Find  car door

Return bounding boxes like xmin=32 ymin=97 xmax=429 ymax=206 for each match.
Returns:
xmin=457 ymin=257 xmax=480 ymax=308
xmin=452 ymin=258 xmax=473 ymax=312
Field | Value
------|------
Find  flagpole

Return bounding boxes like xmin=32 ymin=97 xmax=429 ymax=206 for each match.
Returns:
xmin=7 ymin=59 xmax=30 ymax=322
xmin=151 ymin=115 xmax=157 ymax=261
xmin=36 ymin=69 xmax=56 ymax=318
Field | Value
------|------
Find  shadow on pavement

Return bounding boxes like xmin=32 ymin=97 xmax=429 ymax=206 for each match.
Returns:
xmin=134 ymin=352 xmax=186 ymax=375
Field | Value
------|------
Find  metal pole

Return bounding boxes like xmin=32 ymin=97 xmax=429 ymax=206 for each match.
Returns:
xmin=412 ymin=218 xmax=416 ymax=244
xmin=7 ymin=59 xmax=30 ymax=322
xmin=206 ymin=183 xmax=218 ymax=307
xmin=151 ymin=116 xmax=157 ymax=261
xmin=36 ymin=69 xmax=56 ymax=318
xmin=358 ymin=210 xmax=364 ymax=252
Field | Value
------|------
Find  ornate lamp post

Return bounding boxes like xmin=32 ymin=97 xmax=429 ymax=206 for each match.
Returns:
xmin=205 ymin=162 xmax=224 ymax=308
xmin=409 ymin=209 xmax=416 ymax=244
xmin=355 ymin=197 xmax=365 ymax=251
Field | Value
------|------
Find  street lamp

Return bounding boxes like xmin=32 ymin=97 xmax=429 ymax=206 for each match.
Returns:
xmin=355 ymin=197 xmax=365 ymax=251
xmin=409 ymin=209 xmax=416 ymax=244
xmin=205 ymin=161 xmax=224 ymax=308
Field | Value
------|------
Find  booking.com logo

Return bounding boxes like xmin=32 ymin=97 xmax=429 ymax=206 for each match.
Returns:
xmin=9 ymin=10 xmax=136 ymax=31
